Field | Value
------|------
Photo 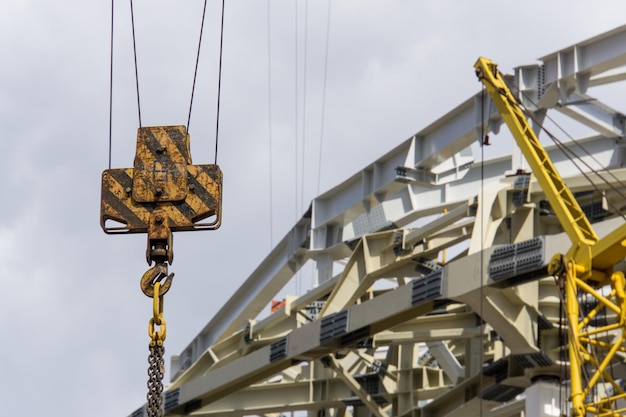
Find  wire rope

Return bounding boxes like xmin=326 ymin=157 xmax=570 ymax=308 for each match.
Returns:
xmin=108 ymin=0 xmax=114 ymax=169
xmin=294 ymin=0 xmax=305 ymax=220
xmin=520 ymin=96 xmax=626 ymax=198
xmin=128 ymin=0 xmax=224 ymax=163
xmin=214 ymin=0 xmax=226 ymax=164
xmin=537 ymin=102 xmax=626 ymax=191
xmin=294 ymin=0 xmax=299 ymax=223
xmin=309 ymin=0 xmax=332 ymax=293
xmin=544 ymin=129 xmax=626 ymax=221
xmin=300 ymin=0 xmax=308 ymax=215
xmin=501 ymin=76 xmax=626 ymax=221
xmin=129 ymin=0 xmax=142 ymax=127
xmin=293 ymin=1 xmax=300 ymax=293
xmin=316 ymin=0 xmax=331 ymax=196
xmin=267 ymin=0 xmax=274 ymax=247
xmin=186 ymin=0 xmax=209 ymax=133
xmin=479 ymin=84 xmax=486 ymax=417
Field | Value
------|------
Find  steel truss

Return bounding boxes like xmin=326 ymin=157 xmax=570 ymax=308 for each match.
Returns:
xmin=126 ymin=25 xmax=626 ymax=417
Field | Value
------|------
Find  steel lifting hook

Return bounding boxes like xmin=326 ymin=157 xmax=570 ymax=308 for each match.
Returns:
xmin=141 ymin=263 xmax=175 ymax=298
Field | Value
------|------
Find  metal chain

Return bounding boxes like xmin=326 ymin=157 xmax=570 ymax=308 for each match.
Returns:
xmin=147 ymin=343 xmax=165 ymax=417
xmin=146 ymin=280 xmax=167 ymax=417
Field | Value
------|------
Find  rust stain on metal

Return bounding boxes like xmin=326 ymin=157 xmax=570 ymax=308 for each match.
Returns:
xmin=100 ymin=126 xmax=222 ymax=235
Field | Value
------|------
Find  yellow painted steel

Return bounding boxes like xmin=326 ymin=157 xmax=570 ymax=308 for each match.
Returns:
xmin=100 ymin=126 xmax=222 ymax=234
xmin=476 ymin=57 xmax=626 ymax=417
xmin=149 ymin=281 xmax=166 ymax=346
xmin=565 ymin=262 xmax=585 ymax=417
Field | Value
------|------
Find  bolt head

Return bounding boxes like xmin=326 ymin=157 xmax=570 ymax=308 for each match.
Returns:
xmin=125 ymin=187 xmax=132 ymax=193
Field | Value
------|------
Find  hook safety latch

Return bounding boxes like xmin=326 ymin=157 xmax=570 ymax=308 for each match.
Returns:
xmin=141 ymin=263 xmax=174 ymax=298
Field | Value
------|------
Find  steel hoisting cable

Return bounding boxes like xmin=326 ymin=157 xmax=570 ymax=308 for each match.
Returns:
xmin=129 ymin=0 xmax=142 ymax=127
xmin=316 ymin=0 xmax=331 ymax=196
xmin=498 ymin=75 xmax=626 ymax=219
xmin=214 ymin=0 xmax=226 ymax=165
xmin=515 ymin=94 xmax=626 ymax=222
xmin=521 ymin=92 xmax=626 ymax=195
xmin=186 ymin=0 xmax=209 ymax=133
xmin=267 ymin=0 xmax=274 ymax=247
xmin=545 ymin=125 xmax=626 ymax=204
xmin=310 ymin=0 xmax=332 ymax=293
xmin=185 ymin=0 xmax=225 ymax=165
xmin=300 ymin=0 xmax=308 ymax=215
xmin=294 ymin=0 xmax=299 ymax=224
xmin=293 ymin=0 xmax=301 ymax=293
xmin=108 ymin=0 xmax=114 ymax=169
xmin=297 ymin=1 xmax=315 ymax=292
xmin=479 ymin=83 xmax=486 ymax=417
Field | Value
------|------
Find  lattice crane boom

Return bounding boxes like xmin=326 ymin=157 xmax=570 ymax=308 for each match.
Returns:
xmin=475 ymin=56 xmax=626 ymax=417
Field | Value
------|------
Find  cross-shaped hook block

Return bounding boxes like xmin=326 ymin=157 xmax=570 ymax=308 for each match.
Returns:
xmin=100 ymin=126 xmax=223 ymax=248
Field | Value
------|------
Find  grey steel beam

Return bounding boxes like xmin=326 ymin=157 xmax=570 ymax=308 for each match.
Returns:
xmin=157 ymin=214 xmax=624 ymax=417
xmin=326 ymin=355 xmax=388 ymax=417
xmin=188 ymin=379 xmax=349 ymax=417
xmin=160 ymin=284 xmax=440 ymax=415
xmin=160 ymin=220 xmax=584 ymax=415
xmin=171 ymin=276 xmax=341 ymax=387
xmin=402 ymin=199 xmax=474 ymax=248
xmin=539 ymin=24 xmax=626 ymax=96
xmin=170 ymin=219 xmax=310 ymax=380
xmin=427 ymin=341 xmax=465 ymax=385
xmin=419 ymin=375 xmax=498 ymax=417
xmin=516 ymin=25 xmax=626 ymax=137
xmin=556 ymin=92 xmax=625 ymax=138
xmin=518 ymin=68 xmax=626 ymax=137
xmin=170 ymin=134 xmax=624 ymax=383
xmin=321 ymin=219 xmax=476 ymax=318
xmin=153 ymin=25 xmax=626 ymax=417
xmin=184 ymin=362 xmax=448 ymax=417
xmin=310 ymin=94 xmax=499 ymax=242
xmin=374 ymin=312 xmax=480 ymax=345
xmin=169 ymin=142 xmax=626 ymax=386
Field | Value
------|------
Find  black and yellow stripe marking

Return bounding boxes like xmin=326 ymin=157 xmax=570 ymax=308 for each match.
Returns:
xmin=101 ymin=165 xmax=222 ymax=234
xmin=101 ymin=126 xmax=222 ymax=234
xmin=132 ymin=126 xmax=191 ymax=203
xmin=100 ymin=126 xmax=222 ymax=233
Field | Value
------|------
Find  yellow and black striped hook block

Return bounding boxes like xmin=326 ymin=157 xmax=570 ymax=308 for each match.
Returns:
xmin=100 ymin=126 xmax=222 ymax=263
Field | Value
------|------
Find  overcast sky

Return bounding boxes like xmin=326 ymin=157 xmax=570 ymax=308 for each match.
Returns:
xmin=1 ymin=1 xmax=625 ymax=416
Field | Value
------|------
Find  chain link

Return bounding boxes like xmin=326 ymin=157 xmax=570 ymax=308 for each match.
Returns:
xmin=147 ymin=343 xmax=165 ymax=417
xmin=146 ymin=279 xmax=166 ymax=417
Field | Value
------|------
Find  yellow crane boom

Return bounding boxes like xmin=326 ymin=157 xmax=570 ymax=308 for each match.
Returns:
xmin=475 ymin=57 xmax=626 ymax=417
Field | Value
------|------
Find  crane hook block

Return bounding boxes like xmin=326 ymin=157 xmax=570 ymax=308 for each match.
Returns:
xmin=100 ymin=125 xmax=222 ymax=234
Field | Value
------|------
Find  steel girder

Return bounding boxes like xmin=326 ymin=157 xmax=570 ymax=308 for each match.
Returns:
xmin=125 ymin=25 xmax=626 ymax=417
